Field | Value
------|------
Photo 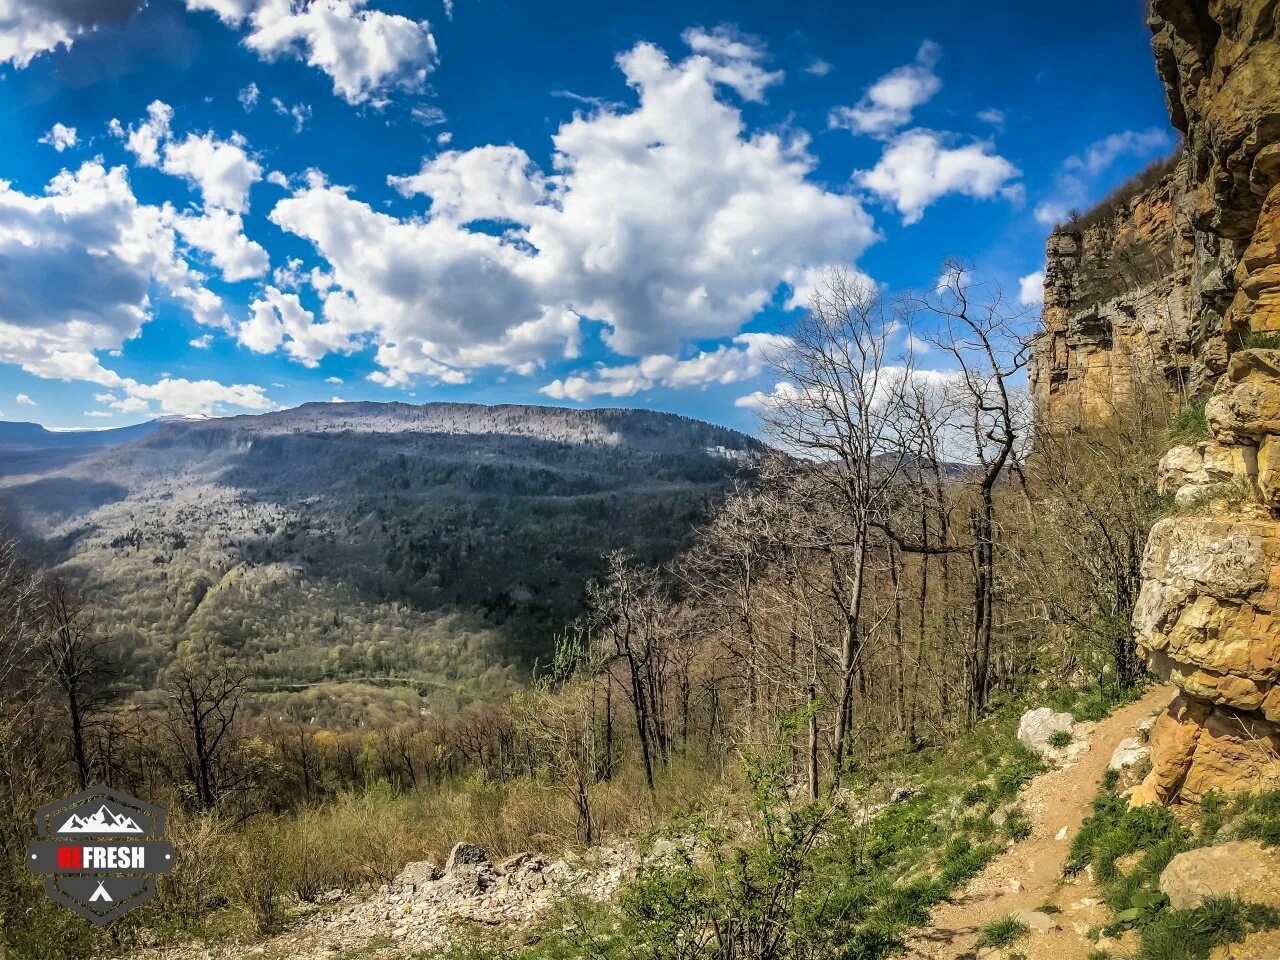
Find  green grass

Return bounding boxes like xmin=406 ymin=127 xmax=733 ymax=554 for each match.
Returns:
xmin=1169 ymin=398 xmax=1210 ymax=445
xmin=1049 ymin=729 xmax=1074 ymax=748
xmin=975 ymin=915 xmax=1030 ymax=949
xmin=1243 ymin=332 xmax=1280 ymax=351
xmin=1067 ymin=781 xmax=1280 ymax=959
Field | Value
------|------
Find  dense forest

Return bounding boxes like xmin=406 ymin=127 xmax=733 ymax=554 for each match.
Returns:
xmin=0 ymin=403 xmax=756 ymax=701
xmin=0 ymin=264 xmax=1185 ymax=958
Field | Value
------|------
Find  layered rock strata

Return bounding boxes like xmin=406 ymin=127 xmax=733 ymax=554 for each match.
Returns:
xmin=1126 ymin=0 xmax=1280 ymax=805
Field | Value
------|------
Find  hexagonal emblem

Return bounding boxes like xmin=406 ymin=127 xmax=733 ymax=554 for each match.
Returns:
xmin=27 ymin=786 xmax=175 ymax=925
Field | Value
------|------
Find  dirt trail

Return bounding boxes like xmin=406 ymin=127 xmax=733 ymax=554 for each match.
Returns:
xmin=905 ymin=684 xmax=1171 ymax=960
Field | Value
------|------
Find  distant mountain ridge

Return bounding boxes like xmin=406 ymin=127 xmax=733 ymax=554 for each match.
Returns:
xmin=0 ymin=401 xmax=758 ymax=707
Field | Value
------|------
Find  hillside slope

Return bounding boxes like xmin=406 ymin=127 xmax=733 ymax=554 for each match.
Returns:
xmin=0 ymin=402 xmax=757 ymax=704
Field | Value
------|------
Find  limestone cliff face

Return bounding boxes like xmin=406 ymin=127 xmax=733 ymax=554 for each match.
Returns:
xmin=1123 ymin=0 xmax=1280 ymax=805
xmin=1029 ymin=164 xmax=1205 ymax=428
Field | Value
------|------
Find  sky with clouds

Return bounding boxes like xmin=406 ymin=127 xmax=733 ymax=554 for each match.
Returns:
xmin=0 ymin=0 xmax=1170 ymax=432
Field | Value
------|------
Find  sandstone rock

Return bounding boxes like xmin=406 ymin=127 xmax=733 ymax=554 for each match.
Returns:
xmin=1129 ymin=693 xmax=1210 ymax=806
xmin=1016 ymin=707 xmax=1076 ymax=757
xmin=1258 ymin=434 xmax=1280 ymax=507
xmin=1179 ymin=707 xmax=1280 ymax=802
xmin=446 ymin=842 xmax=490 ymax=872
xmin=1159 ymin=841 xmax=1280 ymax=910
xmin=1207 ymin=351 xmax=1280 ymax=441
xmin=1159 ymin=441 xmax=1257 ymax=506
xmin=1109 ymin=737 xmax=1151 ymax=771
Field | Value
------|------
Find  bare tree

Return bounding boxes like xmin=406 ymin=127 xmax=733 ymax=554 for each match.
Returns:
xmin=161 ymin=659 xmax=250 ymax=809
xmin=759 ymin=267 xmax=914 ymax=777
xmin=38 ymin=579 xmax=117 ymax=788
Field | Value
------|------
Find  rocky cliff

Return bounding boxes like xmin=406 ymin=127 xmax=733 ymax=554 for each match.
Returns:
xmin=1119 ymin=0 xmax=1280 ymax=805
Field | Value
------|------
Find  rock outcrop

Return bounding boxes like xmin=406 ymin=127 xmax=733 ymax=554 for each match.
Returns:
xmin=1122 ymin=0 xmax=1280 ymax=806
xmin=1158 ymin=840 xmax=1280 ymax=909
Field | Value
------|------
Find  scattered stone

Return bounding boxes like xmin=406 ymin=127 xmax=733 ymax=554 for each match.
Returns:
xmin=1055 ymin=826 xmax=1069 ymax=841
xmin=888 ymin=785 xmax=917 ymax=804
xmin=1012 ymin=909 xmax=1059 ymax=933
xmin=1006 ymin=878 xmax=1022 ymax=893
xmin=1159 ymin=841 xmax=1280 ymax=910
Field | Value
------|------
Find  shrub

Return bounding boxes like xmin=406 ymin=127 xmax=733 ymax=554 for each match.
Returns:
xmin=1048 ymin=729 xmax=1074 ymax=748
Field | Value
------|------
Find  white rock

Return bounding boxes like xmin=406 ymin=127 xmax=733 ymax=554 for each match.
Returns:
xmin=1055 ymin=826 xmax=1069 ymax=841
xmin=1017 ymin=707 xmax=1076 ymax=757
xmin=1109 ymin=737 xmax=1151 ymax=771
xmin=1013 ymin=909 xmax=1060 ymax=933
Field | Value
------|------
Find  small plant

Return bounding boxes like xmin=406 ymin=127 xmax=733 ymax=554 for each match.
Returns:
xmin=1048 ymin=729 xmax=1074 ymax=748
xmin=1170 ymin=397 xmax=1210 ymax=445
xmin=1038 ymin=902 xmax=1062 ymax=914
xmin=1243 ymin=331 xmax=1280 ymax=351
xmin=1088 ymin=951 xmax=1110 ymax=960
xmin=976 ymin=914 xmax=1029 ymax=949
xmin=1004 ymin=808 xmax=1033 ymax=841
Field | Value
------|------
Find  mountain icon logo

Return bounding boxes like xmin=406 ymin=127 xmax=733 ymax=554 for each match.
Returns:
xmin=57 ymin=804 xmax=144 ymax=835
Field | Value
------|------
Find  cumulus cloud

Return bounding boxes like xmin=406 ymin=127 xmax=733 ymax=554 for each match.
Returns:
xmin=681 ymin=25 xmax=783 ymax=103
xmin=239 ymin=285 xmax=352 ymax=366
xmin=542 ymin=333 xmax=788 ymax=401
xmin=189 ymin=333 xmax=213 ymax=348
xmin=0 ymin=0 xmax=145 ymax=68
xmin=15 ymin=393 xmax=34 ymax=405
xmin=977 ymin=108 xmax=1005 ymax=128
xmin=856 ymin=129 xmax=1021 ymax=225
xmin=0 ymin=161 xmax=227 ymax=386
xmin=269 ymin=36 xmax=876 ymax=386
xmin=184 ymin=0 xmax=438 ymax=106
xmin=830 ymin=41 xmax=941 ymax=137
xmin=1018 ymin=269 xmax=1045 ymax=306
xmin=118 ymin=99 xmax=265 ymax=214
xmin=39 ymin=123 xmax=78 ymax=152
xmin=99 ymin=377 xmax=272 ymax=416
xmin=175 ymin=208 xmax=270 ymax=281
xmin=804 ymin=58 xmax=832 ymax=77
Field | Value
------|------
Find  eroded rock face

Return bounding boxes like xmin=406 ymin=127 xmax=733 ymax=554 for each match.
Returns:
xmin=1124 ymin=0 xmax=1280 ymax=807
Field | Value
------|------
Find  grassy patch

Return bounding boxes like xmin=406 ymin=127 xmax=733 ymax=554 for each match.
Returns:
xmin=976 ymin=915 xmax=1030 ymax=949
xmin=1169 ymin=398 xmax=1210 ymax=446
xmin=1242 ymin=332 xmax=1280 ymax=351
xmin=1049 ymin=729 xmax=1074 ymax=748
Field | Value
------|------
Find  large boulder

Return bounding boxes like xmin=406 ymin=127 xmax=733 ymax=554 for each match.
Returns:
xmin=1016 ymin=708 xmax=1075 ymax=757
xmin=1159 ymin=841 xmax=1280 ymax=910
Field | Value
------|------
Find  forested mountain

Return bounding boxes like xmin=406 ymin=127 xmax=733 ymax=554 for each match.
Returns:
xmin=0 ymin=402 xmax=756 ymax=703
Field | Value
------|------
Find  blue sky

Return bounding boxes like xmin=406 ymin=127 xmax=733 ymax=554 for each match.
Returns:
xmin=0 ymin=0 xmax=1171 ymax=433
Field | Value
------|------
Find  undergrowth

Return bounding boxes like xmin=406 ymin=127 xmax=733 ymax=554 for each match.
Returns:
xmin=443 ymin=703 xmax=1051 ymax=960
xmin=1067 ymin=777 xmax=1280 ymax=959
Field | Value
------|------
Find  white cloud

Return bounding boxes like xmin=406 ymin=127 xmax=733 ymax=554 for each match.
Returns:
xmin=830 ymin=41 xmax=941 ymax=137
xmin=117 ymin=101 xmax=264 ymax=214
xmin=0 ymin=0 xmax=144 ymax=68
xmin=681 ymin=25 xmax=783 ymax=103
xmin=436 ymin=131 xmax=453 ymax=146
xmin=272 ymin=97 xmax=312 ymax=132
xmin=735 ymin=380 xmax=801 ymax=409
xmin=39 ymin=123 xmax=78 ymax=152
xmin=1066 ymin=128 xmax=1170 ymax=177
xmin=856 ymin=129 xmax=1021 ymax=225
xmin=1034 ymin=128 xmax=1172 ymax=227
xmin=411 ymin=104 xmax=446 ymax=126
xmin=239 ymin=82 xmax=260 ymax=111
xmin=15 ymin=393 xmax=34 ymax=405
xmin=804 ymin=58 xmax=832 ymax=77
xmin=1018 ymin=269 xmax=1045 ymax=306
xmin=175 ymin=208 xmax=270 ymax=281
xmin=542 ymin=333 xmax=788 ymax=401
xmin=185 ymin=0 xmax=438 ymax=106
xmin=84 ymin=409 xmax=114 ymax=418
xmin=101 ymin=377 xmax=272 ymax=416
xmin=239 ymin=285 xmax=352 ymax=366
xmin=325 ymin=375 xmax=343 ymax=384
xmin=977 ymin=108 xmax=1005 ymax=128
xmin=0 ymin=161 xmax=227 ymax=386
xmin=269 ymin=36 xmax=876 ymax=385
xmin=272 ymin=256 xmax=306 ymax=289
xmin=190 ymin=334 xmax=214 ymax=348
